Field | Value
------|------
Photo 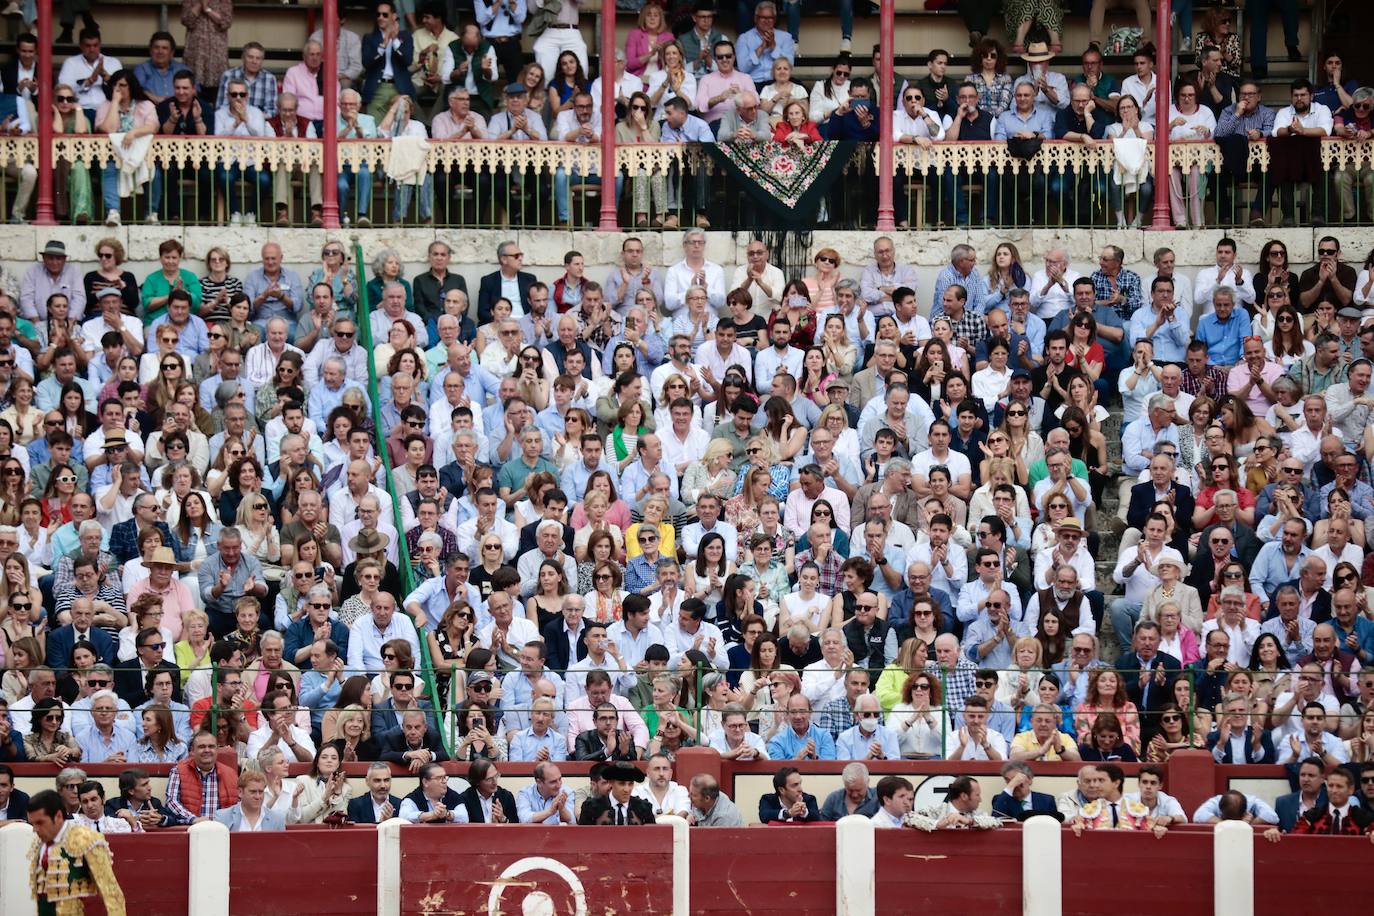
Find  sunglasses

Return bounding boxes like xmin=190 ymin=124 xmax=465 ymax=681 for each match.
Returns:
xmin=228 ymin=91 xmax=248 ymax=98
xmin=382 ymin=652 xmax=397 ymax=660
xmin=1006 ymin=410 xmax=1027 ymax=417
xmin=1319 ymin=248 xmax=1339 ymax=256
xmin=335 ymin=330 xmax=356 ymax=338
xmin=470 ymin=681 xmax=493 ymax=692
xmin=208 ymin=331 xmax=226 ymax=340
xmin=392 ymin=683 xmax=414 ymax=691
xmin=55 ymin=94 xmax=76 ymax=103
xmin=141 ymin=641 xmax=166 ymax=651
xmin=816 ymin=256 xmax=837 ymax=265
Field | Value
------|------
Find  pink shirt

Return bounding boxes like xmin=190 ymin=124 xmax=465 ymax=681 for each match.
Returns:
xmin=563 ymin=694 xmax=649 ymax=752
xmin=281 ymin=62 xmax=327 ymax=122
xmin=126 ymin=576 xmax=198 ymax=641
xmin=625 ymin=28 xmax=674 ymax=77
xmin=695 ymin=70 xmax=755 ymax=124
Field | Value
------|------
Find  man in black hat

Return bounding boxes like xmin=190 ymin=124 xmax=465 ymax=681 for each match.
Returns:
xmin=579 ymin=761 xmax=655 ymax=825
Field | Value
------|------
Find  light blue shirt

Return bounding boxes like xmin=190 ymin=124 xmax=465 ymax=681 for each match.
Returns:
xmin=1258 ymin=614 xmax=1315 ymax=666
xmin=836 ymin=723 xmax=901 ymax=761
xmin=242 ymin=266 xmax=307 ymax=336
xmin=508 ymin=727 xmax=568 ymax=763
xmin=930 ymin=265 xmax=992 ymax=318
xmin=307 ymin=380 xmax=370 ymax=428
xmin=766 ymin=723 xmax=837 ymax=761
xmin=619 ymin=456 xmax=679 ymax=502
xmin=76 ymin=725 xmax=138 ymax=763
xmin=133 ymin=698 xmax=193 ymax=744
xmin=515 ymin=783 xmax=572 ymax=824
xmin=1120 ymin=416 xmax=1179 ymax=474
xmin=499 ymin=670 xmax=566 ymax=735
xmin=1249 ymin=541 xmax=1310 ymax=602
xmin=790 ymin=452 xmax=862 ymax=493
xmin=1194 ymin=312 xmax=1249 ymax=366
xmin=1118 ymin=365 xmax=1161 ymax=428
xmin=1191 ymin=794 xmax=1278 ymax=824
xmin=1127 ymin=305 xmax=1191 ymax=363
xmin=995 ymin=106 xmax=1056 ymax=140
xmin=473 ymin=0 xmax=526 ymax=37
xmin=660 ymin=114 xmax=714 ymax=143
xmin=851 ymin=542 xmax=907 ymax=600
xmin=298 ymin=670 xmax=342 ymax=731
xmin=559 ymin=458 xmax=620 ymax=503
xmin=737 ymin=28 xmax=796 ymax=82
xmin=36 ymin=373 xmax=99 ymax=413
xmin=961 ymin=615 xmax=1019 ymax=668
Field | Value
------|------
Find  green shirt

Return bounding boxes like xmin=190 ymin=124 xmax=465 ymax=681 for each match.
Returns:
xmin=140 ymin=269 xmax=204 ymax=324
xmin=496 ymin=454 xmax=557 ymax=497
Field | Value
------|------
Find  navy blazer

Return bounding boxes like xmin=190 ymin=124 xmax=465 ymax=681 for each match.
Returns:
xmin=541 ymin=617 xmax=588 ymax=673
xmin=1115 ymin=651 xmax=1182 ymax=713
xmin=1275 ymin=788 xmax=1327 ymax=832
xmin=402 ymin=784 xmax=463 ymax=821
xmin=1272 ymin=582 xmax=1331 ymax=624
xmin=992 ymin=790 xmax=1061 ymax=821
xmin=2 ymin=787 xmax=29 ymax=821
xmin=47 ymin=624 xmax=117 ymax=671
xmin=477 ymin=270 xmax=536 ymax=324
xmin=377 ymin=726 xmax=450 ymax=765
xmin=758 ymin=792 xmax=822 ymax=824
xmin=370 ymin=699 xmax=439 ymax=739
xmin=1126 ymin=481 xmax=1196 ymax=536
xmin=1206 ymin=727 xmax=1276 ymax=764
xmin=347 ymin=793 xmax=403 ymax=824
xmin=456 ymin=785 xmax=518 ymax=824
xmin=360 ymin=29 xmax=416 ymax=104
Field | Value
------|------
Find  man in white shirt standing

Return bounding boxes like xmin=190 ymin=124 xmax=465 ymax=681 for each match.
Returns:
xmin=664 ymin=228 xmax=726 ymax=314
xmin=1265 ymin=78 xmax=1334 ymax=226
xmin=213 ymin=79 xmax=272 ymax=227
xmin=58 ymin=30 xmax=121 ymax=120
xmin=729 ymin=239 xmax=785 ymax=313
xmin=752 ymin=316 xmax=804 ymax=395
xmin=1192 ymin=236 xmax=1256 ymax=316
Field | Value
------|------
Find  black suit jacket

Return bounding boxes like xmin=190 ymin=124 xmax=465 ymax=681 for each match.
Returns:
xmin=347 ymin=793 xmax=403 ymax=824
xmin=579 ymin=794 xmax=657 ymax=825
xmin=541 ymin=618 xmax=588 ymax=673
xmin=3 ymin=787 xmax=29 ymax=821
xmin=571 ymin=729 xmax=641 ymax=762
xmin=47 ymin=624 xmax=118 ymax=672
xmin=377 ymin=726 xmax=450 ymax=765
xmin=1126 ymin=481 xmax=1196 ymax=536
xmin=113 ymin=659 xmax=182 ymax=708
xmin=455 ymin=786 xmax=518 ymax=824
xmin=759 ymin=791 xmax=822 ymax=823
xmin=518 ymin=518 xmax=575 ymax=557
xmin=0 ymin=61 xmax=22 ymax=96
xmin=1271 ymin=581 xmax=1331 ymax=624
xmin=478 ymin=270 xmax=536 ymax=325
xmin=104 ymin=795 xmax=183 ymax=827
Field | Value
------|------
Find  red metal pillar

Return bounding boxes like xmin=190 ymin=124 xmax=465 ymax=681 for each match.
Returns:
xmin=874 ymin=0 xmax=896 ymax=231
xmin=1148 ymin=0 xmax=1173 ymax=229
xmin=320 ymin=0 xmax=342 ymax=229
xmin=597 ymin=0 xmax=619 ymax=230
xmin=33 ymin=0 xmax=55 ymax=226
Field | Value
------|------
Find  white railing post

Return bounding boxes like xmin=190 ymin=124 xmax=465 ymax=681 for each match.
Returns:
xmin=187 ymin=820 xmax=230 ymax=916
xmin=0 ymin=822 xmax=38 ymax=916
xmin=658 ymin=815 xmax=690 ymax=916
xmin=1022 ymin=815 xmax=1062 ymax=916
xmin=835 ymin=814 xmax=875 ymax=916
xmin=377 ymin=817 xmax=404 ymax=916
xmin=1213 ymin=821 xmax=1254 ymax=916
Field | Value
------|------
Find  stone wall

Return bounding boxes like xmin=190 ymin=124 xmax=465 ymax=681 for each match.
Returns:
xmin=7 ymin=227 xmax=1372 ymax=318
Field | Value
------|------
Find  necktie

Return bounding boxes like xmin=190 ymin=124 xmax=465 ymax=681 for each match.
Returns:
xmin=1110 ymin=802 xmax=1119 ymax=828
xmin=1331 ymin=811 xmax=1342 ymax=834
xmin=616 ymin=804 xmax=625 ymax=826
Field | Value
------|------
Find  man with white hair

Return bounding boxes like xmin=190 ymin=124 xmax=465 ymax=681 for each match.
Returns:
xmin=1029 ymin=248 xmax=1082 ymax=321
xmin=663 ymin=229 xmax=726 ymax=314
xmin=716 ymin=91 xmax=770 ymax=141
xmin=242 ymin=241 xmax=305 ymax=338
xmin=836 ymin=694 xmax=901 ymax=760
xmin=245 ymin=316 xmax=304 ymax=389
xmin=516 ymin=521 xmax=578 ymax=599
xmin=800 ymin=629 xmax=853 ymax=708
xmin=819 ymin=762 xmax=880 ymax=820
xmin=370 ymin=281 xmax=429 ymax=349
xmin=304 ymin=315 xmax=368 ymax=387
xmin=307 ymin=355 xmax=371 ymax=428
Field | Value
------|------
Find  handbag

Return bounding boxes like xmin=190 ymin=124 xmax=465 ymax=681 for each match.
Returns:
xmin=1006 ymin=137 xmax=1044 ymax=160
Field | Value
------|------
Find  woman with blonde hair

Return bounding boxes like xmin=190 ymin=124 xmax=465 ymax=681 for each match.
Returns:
xmin=645 ymin=39 xmax=695 ymax=122
xmin=736 ymin=435 xmax=789 ymax=500
xmin=724 ymin=466 xmax=774 ymax=542
xmin=996 ymin=637 xmax=1044 ymax=714
xmin=875 ymin=637 xmax=929 ymax=712
xmin=53 ymin=86 xmax=96 ymax=224
xmin=818 ymin=313 xmax=857 ymax=384
xmin=682 ymin=438 xmax=736 ymax=507
xmin=573 ymin=492 xmax=625 ymax=562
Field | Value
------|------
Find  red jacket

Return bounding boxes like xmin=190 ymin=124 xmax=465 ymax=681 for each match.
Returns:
xmin=171 ymin=757 xmax=239 ymax=816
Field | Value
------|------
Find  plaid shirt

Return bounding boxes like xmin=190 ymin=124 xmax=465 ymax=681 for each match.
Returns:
xmin=216 ymin=67 xmax=279 ymax=117
xmin=1091 ymin=268 xmax=1144 ymax=321
xmin=933 ymin=657 xmax=978 ymax=710
xmin=949 ymin=309 xmax=988 ymax=349
xmin=1179 ymin=365 xmax=1229 ymax=400
xmin=165 ymin=763 xmax=222 ymax=821
xmin=816 ymin=696 xmax=855 ymax=739
xmin=796 ymin=547 xmax=844 ymax=596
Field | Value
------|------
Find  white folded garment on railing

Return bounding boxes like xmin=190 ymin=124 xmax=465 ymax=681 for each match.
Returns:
xmin=1111 ymin=137 xmax=1150 ymax=194
xmin=109 ymin=132 xmax=154 ymax=198
xmin=386 ymin=135 xmax=431 ymax=186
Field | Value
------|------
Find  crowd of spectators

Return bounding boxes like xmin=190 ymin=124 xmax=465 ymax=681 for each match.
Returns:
xmin=0 ymin=226 xmax=1369 ymax=835
xmin=0 ymin=2 xmax=1366 ymax=229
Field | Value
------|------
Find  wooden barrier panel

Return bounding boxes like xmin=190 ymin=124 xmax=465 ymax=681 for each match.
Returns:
xmin=398 ymin=824 xmax=676 ymax=915
xmin=1254 ymin=834 xmax=1374 ymax=914
xmin=1061 ymin=829 xmax=1214 ymax=916
xmin=875 ymin=827 xmax=1023 ymax=915
xmin=106 ymin=831 xmax=191 ymax=916
xmin=688 ymin=827 xmax=838 ymax=915
xmin=228 ymin=829 xmax=378 ymax=915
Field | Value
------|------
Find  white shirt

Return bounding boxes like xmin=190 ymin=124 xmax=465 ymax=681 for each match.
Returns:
xmin=245 ymin=722 xmax=317 ymax=760
xmin=800 ymin=658 xmax=849 ymax=706
xmin=1028 ymin=268 xmax=1083 ymax=320
xmin=1031 ymin=542 xmax=1096 ymax=592
xmin=660 ymin=423 xmax=710 ymax=472
xmin=728 ymin=263 xmax=787 ymax=313
xmin=1193 ymin=263 xmax=1257 ymax=314
xmin=1120 ymin=73 xmax=1170 ymax=123
xmin=949 ymin=728 xmax=1009 ymax=760
xmin=1272 ymin=102 xmax=1334 ymax=136
xmin=477 ymin=616 xmax=541 ymax=668
xmin=892 ymin=107 xmax=947 ymax=141
xmin=633 ymin=780 xmax=691 ymax=816
xmin=664 ymin=259 xmax=726 ymax=314
xmin=59 ymin=53 xmax=123 ymax=109
xmin=753 ymin=346 xmax=804 ymax=396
